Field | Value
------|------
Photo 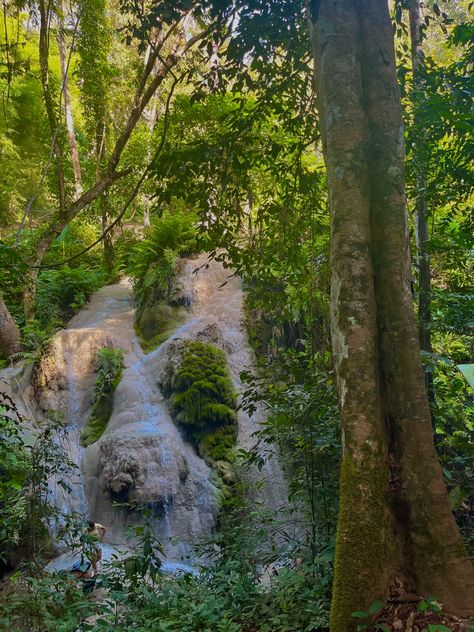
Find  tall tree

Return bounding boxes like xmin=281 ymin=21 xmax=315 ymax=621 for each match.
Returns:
xmin=77 ymin=0 xmax=114 ymax=273
xmin=307 ymin=1 xmax=474 ymax=629
xmin=408 ymin=0 xmax=434 ymax=403
xmin=38 ymin=0 xmax=67 ymax=215
xmin=22 ymin=6 xmax=203 ymax=318
xmin=56 ymin=0 xmax=82 ymax=198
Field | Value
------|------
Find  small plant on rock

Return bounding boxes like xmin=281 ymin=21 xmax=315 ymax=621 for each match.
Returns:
xmin=81 ymin=347 xmax=124 ymax=446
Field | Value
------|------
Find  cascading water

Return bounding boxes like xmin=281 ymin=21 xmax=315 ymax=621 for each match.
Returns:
xmin=16 ymin=254 xmax=289 ymax=565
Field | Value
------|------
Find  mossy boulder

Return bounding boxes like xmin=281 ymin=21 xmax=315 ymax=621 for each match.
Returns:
xmin=81 ymin=347 xmax=124 ymax=446
xmin=161 ymin=340 xmax=237 ymax=430
xmin=160 ymin=339 xmax=238 ymax=486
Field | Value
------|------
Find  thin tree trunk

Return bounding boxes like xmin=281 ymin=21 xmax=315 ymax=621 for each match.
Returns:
xmin=57 ymin=1 xmax=82 ymax=198
xmin=308 ymin=1 xmax=474 ymax=629
xmin=0 ymin=296 xmax=21 ymax=359
xmin=409 ymin=0 xmax=434 ymax=402
xmin=101 ymin=193 xmax=115 ymax=275
xmin=38 ymin=0 xmax=66 ymax=214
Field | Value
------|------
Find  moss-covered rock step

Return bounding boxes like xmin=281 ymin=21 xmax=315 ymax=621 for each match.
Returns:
xmin=159 ymin=339 xmax=238 ymax=488
xmin=81 ymin=346 xmax=124 ymax=447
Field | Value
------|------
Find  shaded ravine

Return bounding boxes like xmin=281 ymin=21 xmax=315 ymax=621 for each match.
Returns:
xmin=31 ymin=255 xmax=289 ymax=563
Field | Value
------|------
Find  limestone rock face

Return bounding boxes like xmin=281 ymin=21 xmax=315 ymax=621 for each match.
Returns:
xmin=32 ymin=332 xmax=111 ymax=416
xmin=168 ymin=258 xmax=196 ymax=308
xmin=12 ymin=257 xmax=290 ymax=564
xmin=195 ymin=323 xmax=226 ymax=349
xmin=31 ymin=282 xmax=135 ymax=421
xmin=98 ymin=433 xmax=194 ymax=506
xmin=99 ymin=434 xmax=144 ymax=500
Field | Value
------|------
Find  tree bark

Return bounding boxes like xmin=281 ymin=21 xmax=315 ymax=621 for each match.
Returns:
xmin=101 ymin=193 xmax=115 ymax=275
xmin=409 ymin=0 xmax=434 ymax=402
xmin=38 ymin=0 xmax=67 ymax=214
xmin=57 ymin=1 xmax=83 ymax=198
xmin=307 ymin=1 xmax=474 ymax=629
xmin=0 ymin=296 xmax=21 ymax=359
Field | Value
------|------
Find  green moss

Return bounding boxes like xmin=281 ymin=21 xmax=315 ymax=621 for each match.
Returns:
xmin=197 ymin=424 xmax=237 ymax=464
xmin=165 ymin=341 xmax=237 ymax=430
xmin=330 ymin=453 xmax=395 ymax=632
xmin=136 ymin=301 xmax=186 ymax=353
xmin=162 ymin=340 xmax=238 ymax=489
xmin=81 ymin=347 xmax=124 ymax=447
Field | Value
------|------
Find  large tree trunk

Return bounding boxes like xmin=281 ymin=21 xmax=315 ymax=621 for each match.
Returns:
xmin=0 ymin=296 xmax=21 ymax=359
xmin=307 ymin=1 xmax=474 ymax=630
xmin=409 ymin=0 xmax=434 ymax=403
xmin=57 ymin=1 xmax=83 ymax=198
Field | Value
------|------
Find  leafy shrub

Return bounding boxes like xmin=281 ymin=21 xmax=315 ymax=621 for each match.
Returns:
xmin=128 ymin=212 xmax=199 ymax=351
xmin=0 ymin=393 xmax=30 ymax=562
xmin=129 ymin=212 xmax=197 ymax=313
xmin=36 ymin=266 xmax=105 ymax=325
xmin=0 ymin=239 xmax=28 ymax=324
xmin=81 ymin=347 xmax=124 ymax=446
xmin=0 ymin=392 xmax=78 ymax=577
xmin=44 ymin=221 xmax=104 ymax=270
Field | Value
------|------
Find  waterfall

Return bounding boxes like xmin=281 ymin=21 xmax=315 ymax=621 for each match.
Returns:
xmin=11 ymin=254 xmax=289 ymax=565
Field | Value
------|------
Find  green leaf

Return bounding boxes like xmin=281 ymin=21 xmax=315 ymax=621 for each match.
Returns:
xmin=448 ymin=485 xmax=465 ymax=511
xmin=368 ymin=600 xmax=384 ymax=615
xmin=351 ymin=610 xmax=369 ymax=619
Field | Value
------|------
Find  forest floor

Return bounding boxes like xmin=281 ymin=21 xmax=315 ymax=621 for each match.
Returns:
xmin=373 ymin=598 xmax=474 ymax=631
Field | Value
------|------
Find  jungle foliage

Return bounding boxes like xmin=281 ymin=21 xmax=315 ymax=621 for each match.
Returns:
xmin=0 ymin=0 xmax=472 ymax=629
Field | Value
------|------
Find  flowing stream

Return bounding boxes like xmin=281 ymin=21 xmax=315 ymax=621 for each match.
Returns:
xmin=8 ymin=255 xmax=290 ymax=566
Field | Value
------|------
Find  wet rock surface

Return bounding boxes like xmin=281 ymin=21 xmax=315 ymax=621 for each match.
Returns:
xmin=4 ymin=255 xmax=290 ymax=563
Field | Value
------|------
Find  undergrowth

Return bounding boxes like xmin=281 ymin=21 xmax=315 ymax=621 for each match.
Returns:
xmin=0 ymin=496 xmax=333 ymax=632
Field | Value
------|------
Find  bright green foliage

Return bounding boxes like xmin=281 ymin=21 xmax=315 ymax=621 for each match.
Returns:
xmin=130 ymin=212 xmax=197 ymax=305
xmin=199 ymin=424 xmax=236 ymax=463
xmin=129 ymin=212 xmax=198 ymax=350
xmin=150 ymin=93 xmax=329 ymax=354
xmin=0 ymin=13 xmax=51 ymax=226
xmin=164 ymin=341 xmax=236 ymax=430
xmin=36 ymin=266 xmax=105 ymax=325
xmin=76 ymin=0 xmax=112 ymax=141
xmin=81 ymin=347 xmax=124 ymax=446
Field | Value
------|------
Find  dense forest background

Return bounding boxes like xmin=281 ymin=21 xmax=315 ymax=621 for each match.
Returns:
xmin=0 ymin=0 xmax=472 ymax=630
